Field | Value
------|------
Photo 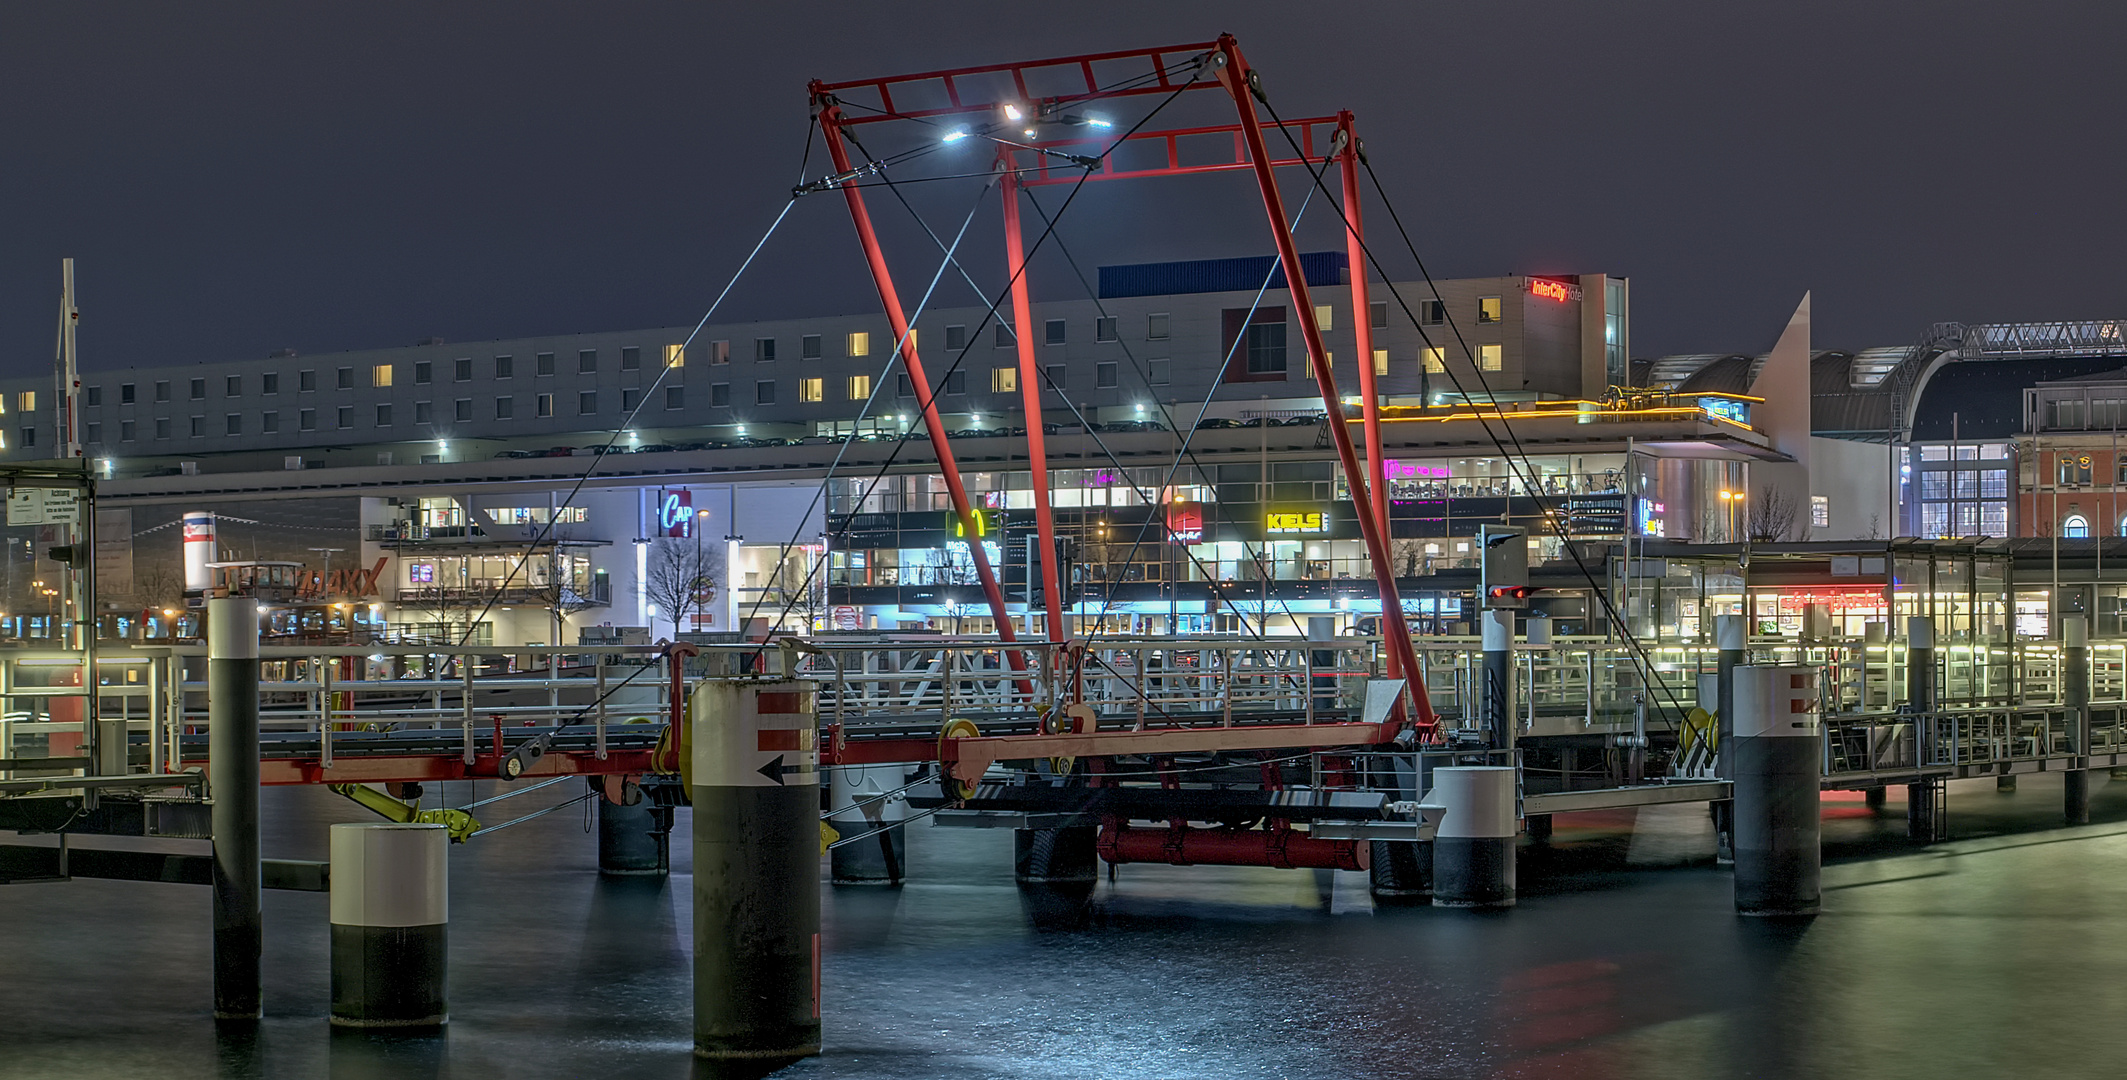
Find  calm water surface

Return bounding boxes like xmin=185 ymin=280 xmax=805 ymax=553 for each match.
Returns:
xmin=4 ymin=774 xmax=2127 ymax=1079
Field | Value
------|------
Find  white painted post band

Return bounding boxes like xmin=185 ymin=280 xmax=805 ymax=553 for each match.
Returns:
xmin=690 ymin=680 xmax=817 ymax=788
xmin=330 ymin=824 xmax=448 ymax=928
xmin=208 ymin=597 xmax=259 ymax=660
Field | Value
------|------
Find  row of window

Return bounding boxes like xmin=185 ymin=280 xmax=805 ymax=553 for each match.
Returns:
xmin=78 ymin=347 xmax=680 ymax=407
xmin=79 ymin=388 xmax=690 ymax=441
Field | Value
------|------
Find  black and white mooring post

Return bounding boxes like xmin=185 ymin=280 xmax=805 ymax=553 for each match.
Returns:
xmin=1430 ymin=765 xmax=1517 ymax=909
xmin=1713 ymin=613 xmax=1746 ymax=864
xmin=1905 ymin=616 xmax=1940 ymax=841
xmin=208 ymin=596 xmax=262 ymax=1022
xmin=329 ymin=822 xmax=448 ymax=1028
xmin=597 ymin=786 xmax=669 ymax=877
xmin=693 ymin=679 xmax=821 ymax=1064
xmin=2064 ymin=614 xmax=2092 ymax=825
xmin=1732 ymin=664 xmax=1821 ymax=917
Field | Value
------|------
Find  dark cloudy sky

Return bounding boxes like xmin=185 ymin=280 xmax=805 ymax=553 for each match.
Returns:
xmin=3 ymin=1 xmax=2121 ymax=379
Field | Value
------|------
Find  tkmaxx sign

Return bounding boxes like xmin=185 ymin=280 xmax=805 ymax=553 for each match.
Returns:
xmin=658 ymin=489 xmax=694 ymax=537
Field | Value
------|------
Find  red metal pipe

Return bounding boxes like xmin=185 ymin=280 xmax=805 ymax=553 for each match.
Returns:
xmin=813 ymin=97 xmax=1031 ymax=692
xmin=999 ymin=167 xmax=1066 ymax=643
xmin=1212 ymin=35 xmax=1434 ymax=736
xmin=1098 ymin=821 xmax=1368 ymax=871
xmin=1336 ymin=111 xmax=1397 ymax=688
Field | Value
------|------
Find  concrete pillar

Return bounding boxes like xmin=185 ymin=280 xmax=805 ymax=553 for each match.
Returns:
xmin=1431 ymin=766 xmax=1517 ymax=909
xmin=2065 ymin=770 xmax=2092 ymax=826
xmin=329 ymin=823 xmax=448 ymax=1028
xmin=1907 ymin=781 xmax=1940 ymax=842
xmin=1367 ymin=840 xmax=1432 ymax=902
xmin=1732 ymin=665 xmax=1822 ymax=917
xmin=1996 ymin=774 xmax=2017 ymax=792
xmin=2065 ymin=615 xmax=2091 ymax=826
xmin=1480 ymin=609 xmax=1515 ymax=750
xmin=1713 ymin=613 xmax=1746 ymax=864
xmin=829 ymin=764 xmax=908 ymax=885
xmin=1864 ymin=786 xmax=1886 ymax=809
xmin=1014 ymin=825 xmax=1098 ymax=885
xmin=208 ymin=597 xmax=262 ymax=1023
xmin=597 ymin=796 xmax=668 ymax=877
xmin=691 ymin=681 xmax=821 ymax=1064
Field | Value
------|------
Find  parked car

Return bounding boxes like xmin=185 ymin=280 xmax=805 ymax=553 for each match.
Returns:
xmin=1282 ymin=413 xmax=1327 ymax=426
xmin=492 ymin=449 xmax=534 ymax=459
xmin=1196 ymin=417 xmax=1246 ymax=430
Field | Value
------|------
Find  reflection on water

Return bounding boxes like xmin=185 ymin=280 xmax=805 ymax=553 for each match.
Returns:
xmin=5 ymin=775 xmax=2127 ymax=1078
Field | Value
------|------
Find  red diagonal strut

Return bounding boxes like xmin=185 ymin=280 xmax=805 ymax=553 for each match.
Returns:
xmin=1213 ymin=36 xmax=1435 ymax=736
xmin=813 ymin=93 xmax=1032 ymax=693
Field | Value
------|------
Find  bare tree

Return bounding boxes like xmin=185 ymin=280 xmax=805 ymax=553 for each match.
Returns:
xmin=1865 ymin=513 xmax=1883 ymax=541
xmin=1747 ymin=487 xmax=1802 ymax=543
xmin=1390 ymin=538 xmax=1429 ymax=578
xmin=132 ymin=558 xmax=185 ymax=613
xmin=643 ymin=537 xmax=718 ymax=639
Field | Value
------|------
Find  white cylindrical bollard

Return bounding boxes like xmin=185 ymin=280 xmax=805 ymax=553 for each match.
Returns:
xmin=329 ymin=822 xmax=448 ymax=1027
xmin=1430 ymin=766 xmax=1517 ymax=909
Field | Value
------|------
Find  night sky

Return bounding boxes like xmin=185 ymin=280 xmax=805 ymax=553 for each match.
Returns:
xmin=3 ymin=1 xmax=2121 ymax=380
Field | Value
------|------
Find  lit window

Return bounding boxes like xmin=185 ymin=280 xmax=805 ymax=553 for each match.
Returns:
xmin=1423 ymin=347 xmax=1445 ymax=374
xmin=848 ymin=375 xmax=871 ymax=400
xmin=800 ymin=377 xmax=823 ymax=403
xmin=1811 ymin=495 xmax=1830 ymax=529
xmin=1313 ymin=304 xmax=1334 ymax=330
xmin=1373 ymin=349 xmax=1389 ymax=377
xmin=847 ymin=331 xmax=870 ymax=357
xmin=372 ymin=364 xmax=393 ymax=388
xmin=2065 ymin=514 xmax=2090 ymax=539
xmin=1477 ymin=296 xmax=1502 ymax=323
xmin=664 ymin=344 xmax=684 ymax=368
xmin=1479 ymin=344 xmax=1503 ymax=371
xmin=992 ymin=367 xmax=1017 ymax=393
xmin=15 ymin=392 xmax=33 ymax=411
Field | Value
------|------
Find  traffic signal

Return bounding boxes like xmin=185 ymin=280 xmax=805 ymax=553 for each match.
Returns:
xmin=1478 ymin=525 xmax=1530 ymax=609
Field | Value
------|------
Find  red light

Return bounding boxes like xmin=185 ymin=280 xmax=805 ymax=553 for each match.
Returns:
xmin=1530 ymin=279 xmax=1573 ymax=302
